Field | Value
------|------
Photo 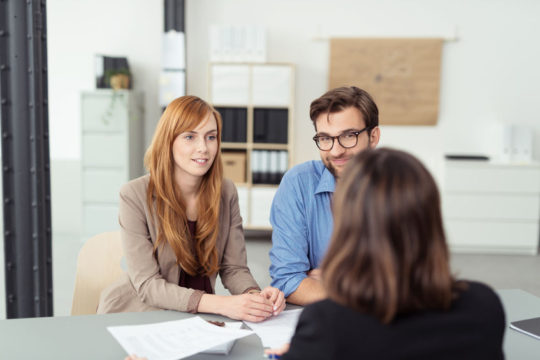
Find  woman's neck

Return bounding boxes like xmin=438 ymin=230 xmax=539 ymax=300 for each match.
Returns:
xmin=174 ymin=171 xmax=201 ymax=198
xmin=174 ymin=173 xmax=201 ymax=221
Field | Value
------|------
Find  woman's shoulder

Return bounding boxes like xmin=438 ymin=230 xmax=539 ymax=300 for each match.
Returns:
xmin=120 ymin=174 xmax=150 ymax=196
xmin=302 ymin=299 xmax=356 ymax=322
xmin=455 ymin=280 xmax=505 ymax=319
xmin=459 ymin=280 xmax=500 ymax=302
xmin=221 ymin=178 xmax=237 ymax=199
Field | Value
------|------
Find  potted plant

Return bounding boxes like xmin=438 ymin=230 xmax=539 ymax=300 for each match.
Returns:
xmin=105 ymin=68 xmax=131 ymax=90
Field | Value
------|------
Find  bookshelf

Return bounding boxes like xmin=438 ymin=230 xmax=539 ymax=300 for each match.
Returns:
xmin=208 ymin=63 xmax=295 ymax=229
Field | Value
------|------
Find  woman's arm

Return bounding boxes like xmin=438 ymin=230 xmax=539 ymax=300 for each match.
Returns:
xmin=119 ymin=180 xmax=204 ymax=313
xmin=197 ymin=292 xmax=274 ymax=322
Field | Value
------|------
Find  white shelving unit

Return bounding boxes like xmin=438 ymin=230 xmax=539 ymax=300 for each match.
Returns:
xmin=442 ymin=160 xmax=540 ymax=254
xmin=81 ymin=90 xmax=144 ymax=237
xmin=208 ymin=63 xmax=295 ymax=230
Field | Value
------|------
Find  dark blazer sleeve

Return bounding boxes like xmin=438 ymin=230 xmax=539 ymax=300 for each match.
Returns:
xmin=218 ymin=179 xmax=260 ymax=294
xmin=283 ymin=303 xmax=335 ymax=360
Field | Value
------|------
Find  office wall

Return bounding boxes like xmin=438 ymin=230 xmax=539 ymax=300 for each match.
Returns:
xmin=47 ymin=0 xmax=162 ymax=160
xmin=47 ymin=0 xmax=540 ymax=232
xmin=186 ymin=0 xmax=540 ymax=183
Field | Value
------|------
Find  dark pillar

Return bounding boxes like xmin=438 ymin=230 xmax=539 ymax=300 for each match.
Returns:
xmin=164 ymin=0 xmax=185 ymax=32
xmin=0 ymin=0 xmax=53 ymax=318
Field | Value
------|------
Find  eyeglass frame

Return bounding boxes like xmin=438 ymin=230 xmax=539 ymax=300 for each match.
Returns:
xmin=312 ymin=127 xmax=371 ymax=151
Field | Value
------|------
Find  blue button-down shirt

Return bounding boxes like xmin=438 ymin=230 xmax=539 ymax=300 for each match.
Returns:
xmin=269 ymin=160 xmax=335 ymax=297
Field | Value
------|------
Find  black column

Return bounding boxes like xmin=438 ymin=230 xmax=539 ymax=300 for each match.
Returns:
xmin=164 ymin=0 xmax=185 ymax=32
xmin=0 ymin=0 xmax=53 ymax=318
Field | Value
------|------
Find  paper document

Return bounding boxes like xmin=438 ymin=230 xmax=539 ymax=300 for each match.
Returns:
xmin=204 ymin=321 xmax=244 ymax=354
xmin=244 ymin=309 xmax=303 ymax=348
xmin=108 ymin=316 xmax=253 ymax=360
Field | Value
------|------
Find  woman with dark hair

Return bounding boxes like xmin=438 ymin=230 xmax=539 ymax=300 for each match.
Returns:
xmin=269 ymin=148 xmax=505 ymax=359
xmin=97 ymin=95 xmax=285 ymax=321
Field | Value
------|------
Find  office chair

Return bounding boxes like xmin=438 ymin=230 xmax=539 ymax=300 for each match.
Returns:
xmin=71 ymin=231 xmax=124 ymax=315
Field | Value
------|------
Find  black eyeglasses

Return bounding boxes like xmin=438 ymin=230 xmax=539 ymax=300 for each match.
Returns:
xmin=313 ymin=127 xmax=370 ymax=151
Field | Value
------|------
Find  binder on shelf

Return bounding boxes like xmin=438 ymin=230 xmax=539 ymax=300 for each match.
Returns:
xmin=253 ymin=108 xmax=288 ymax=143
xmin=269 ymin=151 xmax=279 ymax=185
xmin=278 ymin=151 xmax=288 ymax=184
xmin=251 ymin=150 xmax=261 ymax=184
xmin=259 ymin=150 xmax=270 ymax=184
xmin=216 ymin=107 xmax=247 ymax=143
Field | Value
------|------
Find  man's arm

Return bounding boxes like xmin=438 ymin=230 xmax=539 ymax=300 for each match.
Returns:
xmin=269 ymin=169 xmax=314 ymax=299
xmin=286 ymin=276 xmax=326 ymax=306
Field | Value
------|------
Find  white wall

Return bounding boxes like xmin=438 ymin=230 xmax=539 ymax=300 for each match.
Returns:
xmin=185 ymin=0 xmax=540 ymax=184
xmin=47 ymin=0 xmax=540 ymax=232
xmin=48 ymin=0 xmax=162 ymax=160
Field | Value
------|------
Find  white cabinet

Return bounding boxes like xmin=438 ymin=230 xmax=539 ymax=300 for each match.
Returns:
xmin=442 ymin=161 xmax=540 ymax=254
xmin=81 ymin=90 xmax=144 ymax=236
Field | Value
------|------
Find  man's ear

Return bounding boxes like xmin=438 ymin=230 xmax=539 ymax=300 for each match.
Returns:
xmin=369 ymin=126 xmax=381 ymax=147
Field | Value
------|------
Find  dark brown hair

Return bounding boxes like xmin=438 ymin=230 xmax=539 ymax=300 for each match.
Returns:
xmin=322 ymin=148 xmax=460 ymax=323
xmin=144 ymin=96 xmax=223 ymax=276
xmin=309 ymin=86 xmax=379 ymax=130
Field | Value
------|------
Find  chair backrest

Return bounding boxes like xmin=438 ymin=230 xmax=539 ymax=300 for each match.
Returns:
xmin=71 ymin=231 xmax=124 ymax=315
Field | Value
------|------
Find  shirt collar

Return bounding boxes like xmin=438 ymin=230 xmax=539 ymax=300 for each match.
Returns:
xmin=315 ymin=165 xmax=336 ymax=195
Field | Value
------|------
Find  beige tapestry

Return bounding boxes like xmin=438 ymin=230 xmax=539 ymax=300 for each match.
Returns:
xmin=329 ymin=38 xmax=443 ymax=126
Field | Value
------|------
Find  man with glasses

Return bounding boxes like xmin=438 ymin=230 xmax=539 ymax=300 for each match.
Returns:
xmin=269 ymin=86 xmax=381 ymax=305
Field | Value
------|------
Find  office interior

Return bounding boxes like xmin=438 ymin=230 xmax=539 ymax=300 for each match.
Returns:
xmin=1 ymin=0 xmax=540 ymax=319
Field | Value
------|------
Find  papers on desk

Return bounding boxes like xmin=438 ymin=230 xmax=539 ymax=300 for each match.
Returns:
xmin=510 ymin=316 xmax=540 ymax=340
xmin=107 ymin=317 xmax=252 ymax=360
xmin=204 ymin=321 xmax=243 ymax=354
xmin=244 ymin=309 xmax=303 ymax=348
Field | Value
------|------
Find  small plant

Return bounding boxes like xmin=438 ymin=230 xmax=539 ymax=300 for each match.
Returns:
xmin=105 ymin=68 xmax=131 ymax=89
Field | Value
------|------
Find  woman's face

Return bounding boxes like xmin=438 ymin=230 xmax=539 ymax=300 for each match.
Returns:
xmin=172 ymin=113 xmax=219 ymax=182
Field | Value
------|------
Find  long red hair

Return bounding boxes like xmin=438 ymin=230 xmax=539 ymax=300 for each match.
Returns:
xmin=144 ymin=96 xmax=223 ymax=276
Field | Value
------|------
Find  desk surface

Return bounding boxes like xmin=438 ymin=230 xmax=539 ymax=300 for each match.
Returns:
xmin=0 ymin=310 xmax=266 ymax=360
xmin=497 ymin=289 xmax=540 ymax=359
xmin=1 ymin=290 xmax=539 ymax=359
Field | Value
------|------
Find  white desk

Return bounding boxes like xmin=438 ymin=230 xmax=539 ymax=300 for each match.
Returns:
xmin=498 ymin=289 xmax=540 ymax=359
xmin=0 ymin=291 xmax=538 ymax=359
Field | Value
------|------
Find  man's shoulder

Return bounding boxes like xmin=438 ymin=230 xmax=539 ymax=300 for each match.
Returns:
xmin=283 ymin=160 xmax=325 ymax=184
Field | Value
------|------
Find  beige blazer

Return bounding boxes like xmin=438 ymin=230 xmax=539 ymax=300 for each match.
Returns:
xmin=97 ymin=175 xmax=259 ymax=314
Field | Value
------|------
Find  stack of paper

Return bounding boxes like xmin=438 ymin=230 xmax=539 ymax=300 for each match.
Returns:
xmin=203 ymin=322 xmax=244 ymax=354
xmin=244 ymin=309 xmax=303 ymax=348
xmin=108 ymin=317 xmax=252 ymax=360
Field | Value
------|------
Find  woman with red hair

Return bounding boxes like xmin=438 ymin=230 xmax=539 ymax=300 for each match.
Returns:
xmin=98 ymin=96 xmax=284 ymax=321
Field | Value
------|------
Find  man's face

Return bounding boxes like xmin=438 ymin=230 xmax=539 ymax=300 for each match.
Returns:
xmin=315 ymin=106 xmax=380 ymax=178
